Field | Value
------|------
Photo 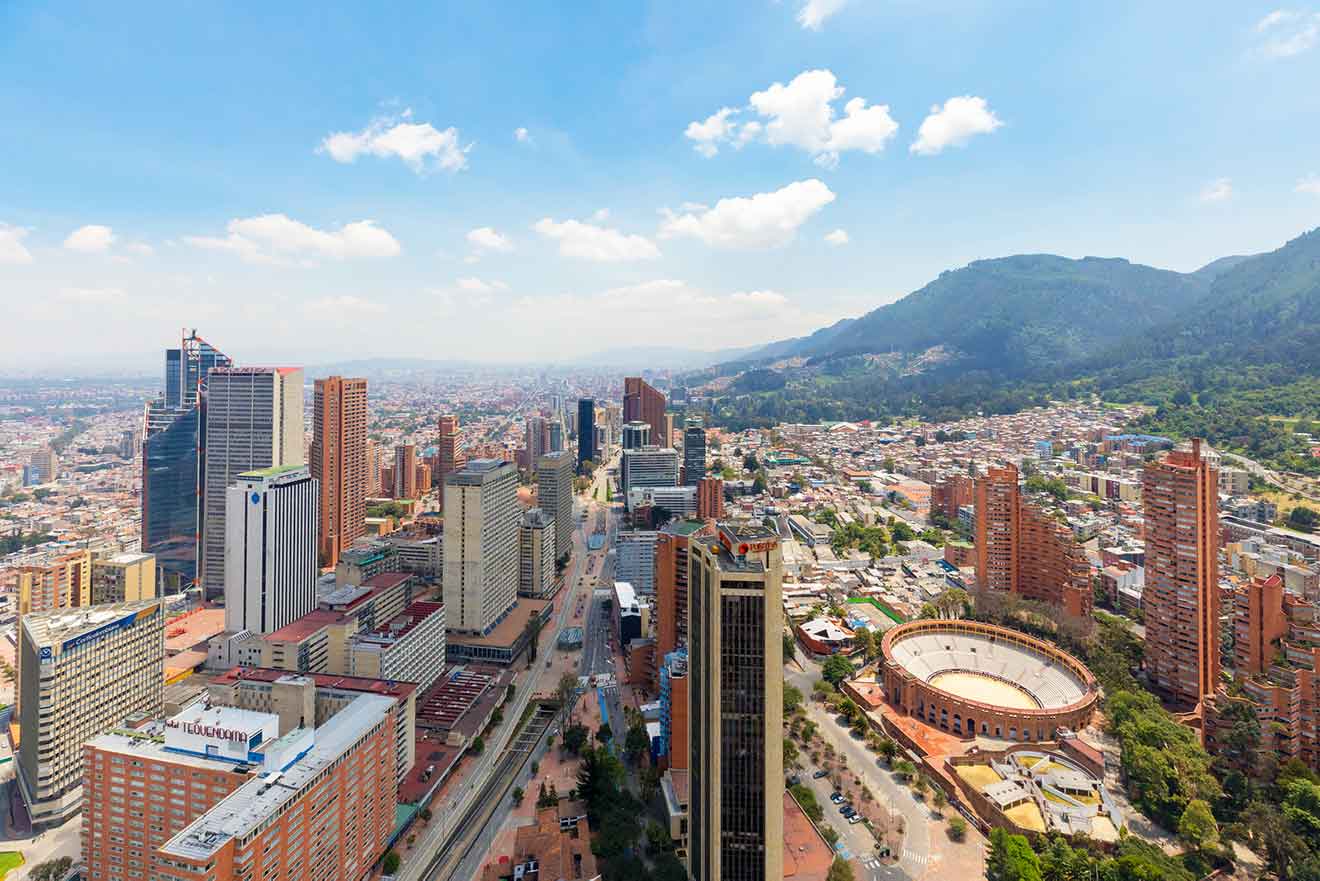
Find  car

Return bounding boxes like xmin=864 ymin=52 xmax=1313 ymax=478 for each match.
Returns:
xmin=788 ymin=775 xmax=801 ymax=787
xmin=839 ymin=805 xmax=852 ymax=815
xmin=812 ymin=770 xmax=829 ymax=779
xmin=829 ymin=793 xmax=843 ymax=803
xmin=848 ymin=814 xmax=864 ymax=824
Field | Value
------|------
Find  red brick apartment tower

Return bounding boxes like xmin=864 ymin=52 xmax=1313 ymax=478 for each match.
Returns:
xmin=1018 ymin=504 xmax=1093 ymax=620
xmin=437 ymin=413 xmax=465 ymax=512
xmin=1143 ymin=439 xmax=1220 ymax=710
xmin=655 ymin=520 xmax=714 ymax=660
xmin=311 ymin=376 xmax=368 ymax=568
xmin=975 ymin=464 xmax=1020 ymax=593
xmin=394 ymin=444 xmax=417 ymax=499
xmin=697 ymin=477 xmax=724 ymax=521
xmin=623 ymin=377 xmax=668 ymax=447
xmin=1235 ymin=574 xmax=1287 ymax=678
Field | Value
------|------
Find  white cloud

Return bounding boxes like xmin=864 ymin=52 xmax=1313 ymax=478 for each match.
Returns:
xmin=0 ymin=224 xmax=34 ymax=264
xmin=824 ymin=228 xmax=850 ymax=246
xmin=185 ymin=214 xmax=402 ymax=264
xmin=910 ymin=96 xmax=1004 ymax=155
xmin=1254 ymin=9 xmax=1320 ymax=58
xmin=456 ymin=277 xmax=509 ymax=293
xmin=660 ymin=179 xmax=835 ymax=249
xmin=466 ymin=227 xmax=513 ymax=253
xmin=320 ymin=109 xmax=472 ymax=173
xmin=797 ymin=0 xmax=848 ymax=30
xmin=126 ymin=242 xmax=155 ymax=257
xmin=63 ymin=224 xmax=116 ymax=253
xmin=685 ymin=107 xmax=738 ymax=157
xmin=303 ymin=295 xmax=387 ymax=317
xmin=1200 ymin=177 xmax=1233 ymax=203
xmin=533 ymin=217 xmax=661 ymax=262
xmin=591 ymin=208 xmax=610 ymax=222
xmin=686 ymin=70 xmax=897 ymax=166
xmin=1297 ymin=173 xmax=1320 ymax=195
xmin=59 ymin=286 xmax=125 ymax=304
xmin=514 ymin=126 xmax=532 ymax=143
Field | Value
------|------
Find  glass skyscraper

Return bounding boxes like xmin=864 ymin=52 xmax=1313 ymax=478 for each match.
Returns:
xmin=142 ymin=331 xmax=231 ymax=589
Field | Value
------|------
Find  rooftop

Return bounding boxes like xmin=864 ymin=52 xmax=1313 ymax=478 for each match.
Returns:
xmin=238 ymin=464 xmax=305 ymax=480
xmin=22 ymin=598 xmax=160 ymax=646
xmin=262 ymin=610 xmax=342 ymax=644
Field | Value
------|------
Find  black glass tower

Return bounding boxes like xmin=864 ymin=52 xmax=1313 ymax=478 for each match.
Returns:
xmin=577 ymin=398 xmax=596 ymax=471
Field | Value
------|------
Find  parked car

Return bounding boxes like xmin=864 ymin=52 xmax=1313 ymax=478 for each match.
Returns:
xmin=848 ymin=814 xmax=864 ymax=824
xmin=830 ymin=793 xmax=844 ymax=804
xmin=788 ymin=775 xmax=801 ymax=787
xmin=812 ymin=770 xmax=829 ymax=779
xmin=839 ymin=805 xmax=853 ymax=815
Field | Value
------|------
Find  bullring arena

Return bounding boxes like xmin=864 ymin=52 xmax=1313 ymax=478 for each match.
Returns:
xmin=880 ymin=619 xmax=1099 ymax=741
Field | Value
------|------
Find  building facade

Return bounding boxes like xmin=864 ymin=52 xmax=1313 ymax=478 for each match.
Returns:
xmin=1143 ymin=440 xmax=1220 ymax=710
xmin=224 ymin=465 xmax=318 ymax=636
xmin=537 ymin=451 xmax=575 ymax=565
xmin=436 ymin=413 xmax=465 ymax=511
xmin=688 ymin=523 xmax=784 ymax=881
xmin=624 ymin=377 xmax=668 ymax=447
xmin=697 ymin=477 xmax=724 ymax=521
xmin=617 ymin=531 xmax=658 ymax=595
xmin=577 ymin=398 xmax=596 ymax=470
xmin=18 ymin=600 xmax=165 ymax=828
xmin=394 ymin=443 xmax=417 ymax=499
xmin=201 ymin=366 xmax=305 ymax=598
xmin=90 ymin=552 xmax=157 ymax=605
xmin=15 ymin=548 xmax=91 ymax=615
xmin=519 ymin=508 xmax=557 ymax=599
xmin=621 ymin=445 xmax=679 ymax=505
xmin=683 ymin=416 xmax=706 ymax=486
xmin=444 ymin=459 xmax=520 ymax=634
xmin=310 ymin=376 xmax=368 ymax=569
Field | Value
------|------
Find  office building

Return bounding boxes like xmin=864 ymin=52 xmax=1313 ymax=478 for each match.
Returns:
xmin=629 ymin=485 xmax=699 ymax=519
xmin=436 ymin=413 xmax=466 ymax=511
xmin=26 ymin=447 xmax=59 ymax=483
xmin=224 ymin=465 xmax=318 ymax=636
xmin=142 ymin=330 xmax=232 ymax=588
xmin=90 ymin=552 xmax=157 ymax=605
xmin=622 ymin=421 xmax=652 ymax=450
xmin=15 ymin=548 xmax=91 ymax=615
xmin=349 ymin=600 xmax=447 ymax=691
xmin=310 ymin=376 xmax=368 ymax=569
xmin=201 ymin=366 xmax=305 ymax=598
xmin=519 ymin=508 xmax=557 ymax=599
xmin=18 ymin=600 xmax=165 ymax=828
xmin=537 ymin=451 xmax=575 ymax=565
xmin=656 ymin=520 xmax=713 ymax=661
xmin=697 ymin=477 xmax=724 ymax=521
xmin=1143 ymin=439 xmax=1220 ymax=710
xmin=621 ymin=445 xmax=679 ymax=504
xmin=151 ymin=693 xmax=397 ymax=881
xmin=617 ymin=531 xmax=658 ymax=595
xmin=118 ymin=428 xmax=139 ymax=461
xmin=394 ymin=444 xmax=418 ymax=499
xmin=366 ymin=438 xmax=383 ymax=496
xmin=624 ymin=377 xmax=668 ymax=447
xmin=974 ymin=464 xmax=1091 ymax=620
xmin=444 ymin=459 xmax=520 ymax=634
xmin=525 ymin=415 xmax=549 ymax=459
xmin=548 ymin=420 xmax=564 ymax=453
xmin=577 ymin=398 xmax=596 ymax=469
xmin=688 ymin=523 xmax=784 ymax=881
xmin=683 ymin=416 xmax=706 ymax=486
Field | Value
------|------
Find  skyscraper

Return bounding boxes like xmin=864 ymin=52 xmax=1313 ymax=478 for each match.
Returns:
xmin=655 ymin=520 xmax=714 ymax=661
xmin=624 ymin=376 xmax=668 ymax=447
xmin=200 ymin=367 xmax=305 ymax=598
xmin=622 ymin=420 xmax=652 ymax=450
xmin=311 ymin=376 xmax=368 ymax=569
xmin=689 ymin=522 xmax=784 ymax=881
xmin=577 ymin=398 xmax=596 ymax=470
xmin=697 ymin=477 xmax=725 ymax=521
xmin=519 ymin=508 xmax=557 ymax=599
xmin=444 ymin=459 xmax=519 ymax=634
xmin=525 ymin=415 xmax=549 ymax=459
xmin=683 ymin=416 xmax=706 ymax=486
xmin=548 ymin=419 xmax=564 ymax=453
xmin=536 ymin=451 xmax=575 ymax=565
xmin=1143 ymin=439 xmax=1220 ymax=710
xmin=394 ymin=443 xmax=417 ymax=499
xmin=224 ymin=465 xmax=318 ymax=636
xmin=142 ymin=330 xmax=231 ymax=588
xmin=621 ymin=445 xmax=679 ymax=500
xmin=437 ymin=413 xmax=465 ymax=510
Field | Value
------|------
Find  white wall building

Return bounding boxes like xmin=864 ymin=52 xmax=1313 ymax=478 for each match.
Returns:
xmin=443 ymin=459 xmax=519 ymax=634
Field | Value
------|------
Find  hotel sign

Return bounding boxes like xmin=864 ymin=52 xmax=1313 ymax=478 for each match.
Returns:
xmin=165 ymin=718 xmax=252 ymax=743
xmin=719 ymin=531 xmax=778 ymax=556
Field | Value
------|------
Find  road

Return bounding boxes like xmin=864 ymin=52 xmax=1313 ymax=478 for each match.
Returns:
xmin=786 ymin=656 xmax=933 ymax=881
xmin=1221 ymin=450 xmax=1319 ymax=503
xmin=402 ymin=450 xmax=620 ymax=881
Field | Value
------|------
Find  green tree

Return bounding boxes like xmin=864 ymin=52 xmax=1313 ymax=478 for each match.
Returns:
xmin=1289 ymin=505 xmax=1318 ymax=532
xmin=893 ymin=760 xmax=915 ymax=781
xmin=852 ymin=628 xmax=875 ymax=660
xmin=470 ymin=736 xmax=485 ymax=755
xmin=948 ymin=816 xmax=967 ymax=841
xmin=826 ymin=857 xmax=856 ymax=881
xmin=987 ymin=828 xmax=1042 ymax=881
xmin=878 ymin=737 xmax=898 ymax=765
xmin=783 ymin=683 xmax=804 ymax=715
xmin=784 ymin=737 xmax=800 ymax=768
xmin=822 ymin=653 xmax=853 ymax=686
xmin=597 ymin=722 xmax=613 ymax=744
xmin=512 ymin=786 xmax=525 ymax=805
xmin=562 ymin=723 xmax=589 ymax=754
xmin=1178 ymin=798 xmax=1220 ymax=853
xmin=381 ymin=851 xmax=401 ymax=875
xmin=789 ymin=784 xmax=823 ymax=822
xmin=783 ymin=630 xmax=797 ymax=662
xmin=624 ymin=723 xmax=650 ymax=763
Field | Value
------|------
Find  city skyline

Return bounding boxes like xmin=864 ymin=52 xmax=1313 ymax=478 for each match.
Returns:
xmin=4 ymin=2 xmax=1320 ymax=368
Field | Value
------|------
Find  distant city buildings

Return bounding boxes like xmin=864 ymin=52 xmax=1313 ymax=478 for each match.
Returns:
xmin=311 ymin=375 xmax=368 ymax=568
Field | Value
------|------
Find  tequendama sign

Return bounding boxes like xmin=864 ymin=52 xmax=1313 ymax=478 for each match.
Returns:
xmin=165 ymin=718 xmax=252 ymax=743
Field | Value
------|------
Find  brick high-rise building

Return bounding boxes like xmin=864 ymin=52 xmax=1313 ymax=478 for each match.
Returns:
xmin=1236 ymin=573 xmax=1288 ymax=678
xmin=932 ymin=474 xmax=974 ymax=520
xmin=655 ymin=520 xmax=713 ymax=661
xmin=689 ymin=522 xmax=784 ymax=881
xmin=1143 ymin=439 xmax=1220 ymax=710
xmin=437 ymin=413 xmax=465 ymax=511
xmin=311 ymin=376 xmax=368 ymax=569
xmin=394 ymin=444 xmax=417 ymax=499
xmin=974 ymin=463 xmax=1091 ymax=620
xmin=697 ymin=477 xmax=724 ymax=521
xmin=624 ymin=377 xmax=668 ymax=447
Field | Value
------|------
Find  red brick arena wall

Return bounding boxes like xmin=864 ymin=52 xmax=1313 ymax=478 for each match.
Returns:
xmin=880 ymin=619 xmax=1099 ymax=742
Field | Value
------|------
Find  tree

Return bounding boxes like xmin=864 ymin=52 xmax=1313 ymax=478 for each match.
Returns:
xmin=893 ymin=760 xmax=915 ymax=781
xmin=744 ymin=453 xmax=759 ymax=472
xmin=624 ymin=723 xmax=650 ymax=762
xmin=987 ymin=828 xmax=1042 ymax=881
xmin=470 ymin=736 xmax=485 ymax=755
xmin=826 ymin=857 xmax=856 ymax=881
xmin=524 ymin=613 xmax=545 ymax=666
xmin=822 ymin=653 xmax=853 ymax=686
xmin=852 ymin=628 xmax=874 ymax=660
xmin=948 ymin=816 xmax=967 ymax=841
xmin=789 ymin=784 xmax=823 ymax=822
xmin=382 ymin=851 xmax=402 ymax=875
xmin=878 ymin=737 xmax=898 ymax=765
xmin=783 ymin=683 xmax=804 ymax=715
xmin=563 ymin=723 xmax=589 ymax=754
xmin=512 ymin=786 xmax=525 ymax=805
xmin=1178 ymin=798 xmax=1220 ymax=853
xmin=784 ymin=737 xmax=800 ymax=768
xmin=597 ymin=722 xmax=613 ymax=744
xmin=783 ymin=630 xmax=797 ymax=662
xmin=1289 ymin=505 xmax=1318 ymax=532
xmin=932 ymin=788 xmax=948 ymax=813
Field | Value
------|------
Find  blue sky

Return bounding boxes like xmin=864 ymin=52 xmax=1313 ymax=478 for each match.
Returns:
xmin=2 ymin=0 xmax=1319 ymax=370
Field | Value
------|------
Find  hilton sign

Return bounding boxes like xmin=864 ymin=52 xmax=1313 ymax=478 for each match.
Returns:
xmin=166 ymin=719 xmax=251 ymax=743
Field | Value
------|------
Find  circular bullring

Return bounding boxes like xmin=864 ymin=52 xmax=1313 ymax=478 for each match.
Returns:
xmin=880 ymin=619 xmax=1099 ymax=742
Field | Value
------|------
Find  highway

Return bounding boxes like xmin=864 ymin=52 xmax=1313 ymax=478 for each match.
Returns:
xmin=400 ymin=451 xmax=618 ymax=881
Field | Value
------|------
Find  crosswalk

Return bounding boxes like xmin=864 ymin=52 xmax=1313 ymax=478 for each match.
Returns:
xmin=902 ymin=849 xmax=929 ymax=866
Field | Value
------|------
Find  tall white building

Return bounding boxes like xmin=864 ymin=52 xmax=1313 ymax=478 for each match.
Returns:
xmin=621 ymin=445 xmax=679 ymax=508
xmin=536 ymin=451 xmax=575 ymax=565
xmin=616 ymin=530 xmax=658 ymax=595
xmin=224 ymin=465 xmax=318 ymax=636
xmin=443 ymin=459 xmax=519 ymax=634
xmin=201 ymin=367 xmax=304 ymax=597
